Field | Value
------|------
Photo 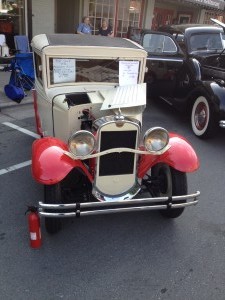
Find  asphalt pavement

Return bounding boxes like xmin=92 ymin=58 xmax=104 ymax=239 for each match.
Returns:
xmin=0 ymin=70 xmax=33 ymax=110
xmin=1 ymin=98 xmax=225 ymax=300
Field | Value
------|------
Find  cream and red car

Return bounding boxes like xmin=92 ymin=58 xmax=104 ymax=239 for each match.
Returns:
xmin=31 ymin=34 xmax=200 ymax=234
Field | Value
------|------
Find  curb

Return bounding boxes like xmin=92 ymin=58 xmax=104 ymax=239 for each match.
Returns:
xmin=0 ymin=98 xmax=33 ymax=110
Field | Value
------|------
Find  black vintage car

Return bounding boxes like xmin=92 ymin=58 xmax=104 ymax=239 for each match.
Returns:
xmin=129 ymin=21 xmax=225 ymax=138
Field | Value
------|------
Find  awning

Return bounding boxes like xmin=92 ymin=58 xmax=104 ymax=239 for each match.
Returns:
xmin=184 ymin=0 xmax=225 ymax=10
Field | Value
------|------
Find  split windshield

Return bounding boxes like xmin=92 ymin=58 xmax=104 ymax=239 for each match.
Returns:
xmin=48 ymin=58 xmax=140 ymax=86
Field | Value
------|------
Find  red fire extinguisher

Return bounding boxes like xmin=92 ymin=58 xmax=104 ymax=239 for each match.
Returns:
xmin=25 ymin=206 xmax=42 ymax=248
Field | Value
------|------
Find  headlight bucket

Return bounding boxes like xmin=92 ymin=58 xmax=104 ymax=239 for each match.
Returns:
xmin=143 ymin=127 xmax=169 ymax=152
xmin=68 ymin=130 xmax=96 ymax=157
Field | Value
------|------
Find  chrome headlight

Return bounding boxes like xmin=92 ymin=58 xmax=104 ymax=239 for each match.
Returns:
xmin=143 ymin=127 xmax=169 ymax=152
xmin=68 ymin=130 xmax=96 ymax=157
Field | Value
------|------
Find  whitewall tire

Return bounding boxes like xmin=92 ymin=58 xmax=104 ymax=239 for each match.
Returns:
xmin=191 ymin=95 xmax=216 ymax=138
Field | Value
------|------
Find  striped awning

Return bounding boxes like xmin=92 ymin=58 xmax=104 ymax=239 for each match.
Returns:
xmin=184 ymin=0 xmax=225 ymax=10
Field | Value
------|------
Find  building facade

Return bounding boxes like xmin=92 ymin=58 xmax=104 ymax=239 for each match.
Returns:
xmin=0 ymin=0 xmax=224 ymax=47
xmin=152 ymin=0 xmax=225 ymax=30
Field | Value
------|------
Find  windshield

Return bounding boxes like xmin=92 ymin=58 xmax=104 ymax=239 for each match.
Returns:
xmin=48 ymin=58 xmax=140 ymax=86
xmin=189 ymin=32 xmax=223 ymax=51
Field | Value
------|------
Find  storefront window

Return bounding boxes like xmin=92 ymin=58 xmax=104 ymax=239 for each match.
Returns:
xmin=117 ymin=0 xmax=142 ymax=37
xmin=152 ymin=7 xmax=175 ymax=30
xmin=0 ymin=0 xmax=25 ymax=50
xmin=89 ymin=0 xmax=115 ymax=35
xmin=88 ymin=0 xmax=144 ymax=37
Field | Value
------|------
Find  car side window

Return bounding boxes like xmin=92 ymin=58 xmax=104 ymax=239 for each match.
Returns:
xmin=143 ymin=34 xmax=177 ymax=54
xmin=164 ymin=36 xmax=177 ymax=52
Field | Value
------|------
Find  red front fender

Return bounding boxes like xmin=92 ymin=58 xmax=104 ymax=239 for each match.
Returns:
xmin=138 ymin=133 xmax=200 ymax=178
xmin=32 ymin=137 xmax=93 ymax=185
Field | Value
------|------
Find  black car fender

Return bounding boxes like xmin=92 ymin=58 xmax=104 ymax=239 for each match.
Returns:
xmin=187 ymin=80 xmax=225 ymax=116
xmin=206 ymin=81 xmax=225 ymax=115
xmin=187 ymin=58 xmax=201 ymax=81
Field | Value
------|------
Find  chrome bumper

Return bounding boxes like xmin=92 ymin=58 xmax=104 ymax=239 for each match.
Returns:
xmin=38 ymin=191 xmax=200 ymax=218
xmin=220 ymin=121 xmax=225 ymax=128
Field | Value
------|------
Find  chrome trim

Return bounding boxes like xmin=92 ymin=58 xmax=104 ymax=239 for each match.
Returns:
xmin=65 ymin=115 xmax=171 ymax=160
xmin=147 ymin=57 xmax=183 ymax=62
xmin=143 ymin=127 xmax=169 ymax=152
xmin=38 ymin=191 xmax=200 ymax=218
xmin=64 ymin=144 xmax=171 ymax=160
xmin=68 ymin=130 xmax=96 ymax=157
xmin=92 ymin=115 xmax=141 ymax=132
xmin=92 ymin=182 xmax=141 ymax=202
xmin=220 ymin=120 xmax=225 ymax=128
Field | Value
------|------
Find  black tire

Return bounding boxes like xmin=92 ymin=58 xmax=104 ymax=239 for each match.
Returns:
xmin=44 ymin=184 xmax=62 ymax=234
xmin=191 ymin=95 xmax=217 ymax=139
xmin=152 ymin=163 xmax=187 ymax=218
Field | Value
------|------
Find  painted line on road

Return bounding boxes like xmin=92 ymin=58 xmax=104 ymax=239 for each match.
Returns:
xmin=0 ymin=160 xmax=31 ymax=176
xmin=2 ymin=122 xmax=40 ymax=139
xmin=0 ymin=122 xmax=38 ymax=175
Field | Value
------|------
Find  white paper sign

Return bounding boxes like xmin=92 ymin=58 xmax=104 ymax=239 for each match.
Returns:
xmin=119 ymin=61 xmax=139 ymax=86
xmin=53 ymin=58 xmax=76 ymax=84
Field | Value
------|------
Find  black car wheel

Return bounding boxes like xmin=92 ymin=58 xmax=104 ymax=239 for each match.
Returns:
xmin=191 ymin=95 xmax=217 ymax=138
xmin=44 ymin=183 xmax=62 ymax=234
xmin=151 ymin=163 xmax=187 ymax=218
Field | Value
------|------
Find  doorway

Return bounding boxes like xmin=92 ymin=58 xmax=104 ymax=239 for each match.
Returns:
xmin=55 ymin=0 xmax=80 ymax=33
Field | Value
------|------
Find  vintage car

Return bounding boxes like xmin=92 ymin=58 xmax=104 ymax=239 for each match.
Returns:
xmin=31 ymin=34 xmax=200 ymax=234
xmin=129 ymin=21 xmax=225 ymax=138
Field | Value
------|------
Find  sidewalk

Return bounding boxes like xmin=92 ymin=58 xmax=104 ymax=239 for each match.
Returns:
xmin=0 ymin=71 xmax=33 ymax=110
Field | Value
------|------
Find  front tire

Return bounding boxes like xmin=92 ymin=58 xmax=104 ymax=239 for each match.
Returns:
xmin=151 ymin=163 xmax=187 ymax=218
xmin=44 ymin=183 xmax=62 ymax=234
xmin=191 ymin=95 xmax=217 ymax=138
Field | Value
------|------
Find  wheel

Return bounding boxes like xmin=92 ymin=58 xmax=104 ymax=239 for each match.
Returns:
xmin=151 ymin=163 xmax=187 ymax=218
xmin=191 ymin=95 xmax=217 ymax=138
xmin=44 ymin=183 xmax=62 ymax=234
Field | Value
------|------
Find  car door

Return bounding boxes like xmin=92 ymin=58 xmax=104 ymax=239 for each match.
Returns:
xmin=142 ymin=31 xmax=184 ymax=100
